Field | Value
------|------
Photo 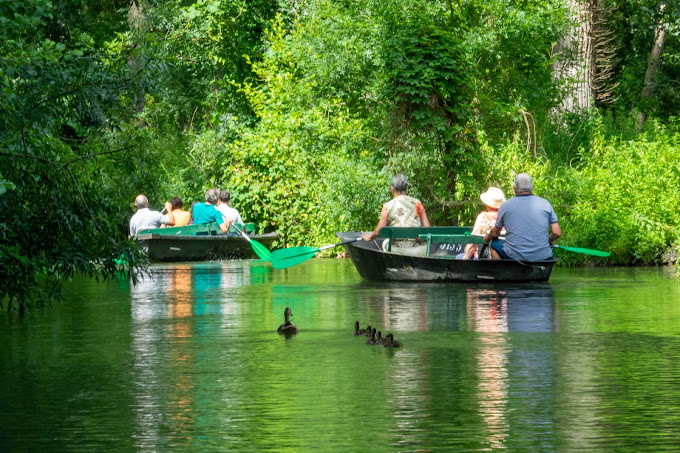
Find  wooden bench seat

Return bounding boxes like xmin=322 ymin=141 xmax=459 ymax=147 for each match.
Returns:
xmin=377 ymin=226 xmax=475 ymax=256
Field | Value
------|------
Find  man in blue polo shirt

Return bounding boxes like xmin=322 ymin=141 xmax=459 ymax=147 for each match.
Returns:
xmin=192 ymin=188 xmax=230 ymax=233
xmin=484 ymin=173 xmax=561 ymax=261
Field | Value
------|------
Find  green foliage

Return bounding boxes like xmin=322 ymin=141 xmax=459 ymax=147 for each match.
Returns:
xmin=180 ymin=17 xmax=385 ymax=246
xmin=0 ymin=0 xmax=146 ymax=313
xmin=477 ymin=114 xmax=680 ymax=265
xmin=382 ymin=7 xmax=475 ymax=204
xmin=607 ymin=0 xmax=680 ymax=117
xmin=564 ymin=119 xmax=680 ymax=264
xmin=4 ymin=0 xmax=680 ymax=315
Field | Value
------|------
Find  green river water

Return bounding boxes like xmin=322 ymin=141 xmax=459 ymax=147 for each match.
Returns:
xmin=2 ymin=260 xmax=680 ymax=451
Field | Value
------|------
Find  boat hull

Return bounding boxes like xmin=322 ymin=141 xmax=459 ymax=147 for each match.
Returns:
xmin=336 ymin=232 xmax=555 ymax=282
xmin=135 ymin=232 xmax=278 ymax=262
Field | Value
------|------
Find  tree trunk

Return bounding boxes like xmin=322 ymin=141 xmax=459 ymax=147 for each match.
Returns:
xmin=637 ymin=17 xmax=666 ymax=128
xmin=553 ymin=0 xmax=594 ymax=114
xmin=128 ymin=0 xmax=146 ymax=118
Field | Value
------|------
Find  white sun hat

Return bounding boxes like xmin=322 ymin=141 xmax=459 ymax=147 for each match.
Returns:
xmin=480 ymin=187 xmax=506 ymax=209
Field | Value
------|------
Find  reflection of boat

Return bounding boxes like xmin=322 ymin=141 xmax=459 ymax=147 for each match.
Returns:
xmin=134 ymin=222 xmax=278 ymax=262
xmin=336 ymin=228 xmax=556 ymax=282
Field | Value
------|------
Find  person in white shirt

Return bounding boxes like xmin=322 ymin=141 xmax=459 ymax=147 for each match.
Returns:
xmin=129 ymin=194 xmax=175 ymax=236
xmin=216 ymin=190 xmax=244 ymax=228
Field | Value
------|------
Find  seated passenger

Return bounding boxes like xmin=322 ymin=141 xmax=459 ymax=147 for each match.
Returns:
xmin=484 ymin=173 xmax=561 ymax=261
xmin=161 ymin=197 xmax=190 ymax=228
xmin=191 ymin=188 xmax=230 ymax=233
xmin=463 ymin=187 xmax=505 ymax=260
xmin=361 ymin=174 xmax=430 ymax=256
xmin=129 ymin=194 xmax=175 ymax=236
xmin=216 ymin=190 xmax=244 ymax=228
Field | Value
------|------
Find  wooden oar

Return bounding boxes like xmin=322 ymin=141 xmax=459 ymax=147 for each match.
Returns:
xmin=271 ymin=238 xmax=362 ymax=270
xmin=232 ymin=224 xmax=271 ymax=261
xmin=464 ymin=232 xmax=610 ymax=257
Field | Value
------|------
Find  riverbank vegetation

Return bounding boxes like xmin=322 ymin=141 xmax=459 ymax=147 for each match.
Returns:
xmin=1 ymin=0 xmax=679 ymax=312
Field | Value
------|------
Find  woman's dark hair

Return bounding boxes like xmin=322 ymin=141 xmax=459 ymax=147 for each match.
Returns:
xmin=189 ymin=201 xmax=199 ymax=223
xmin=170 ymin=197 xmax=183 ymax=210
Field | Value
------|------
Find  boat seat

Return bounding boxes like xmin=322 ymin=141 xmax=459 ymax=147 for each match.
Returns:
xmin=138 ymin=222 xmax=256 ymax=236
xmin=377 ymin=226 xmax=472 ymax=255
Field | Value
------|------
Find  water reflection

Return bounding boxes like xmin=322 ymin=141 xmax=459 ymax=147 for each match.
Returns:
xmin=129 ymin=263 xmax=262 ymax=449
xmin=467 ymin=285 xmax=555 ymax=450
xmin=467 ymin=288 xmax=510 ymax=449
xmin=8 ymin=263 xmax=680 ymax=450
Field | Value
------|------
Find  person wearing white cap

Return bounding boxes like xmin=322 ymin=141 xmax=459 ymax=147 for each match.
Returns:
xmin=463 ymin=187 xmax=505 ymax=259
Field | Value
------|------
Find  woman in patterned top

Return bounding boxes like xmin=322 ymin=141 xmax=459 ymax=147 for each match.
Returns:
xmin=361 ymin=174 xmax=430 ymax=247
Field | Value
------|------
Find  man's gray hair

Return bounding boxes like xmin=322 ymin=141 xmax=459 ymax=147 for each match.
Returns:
xmin=219 ymin=190 xmax=231 ymax=203
xmin=390 ymin=173 xmax=409 ymax=193
xmin=135 ymin=194 xmax=148 ymax=209
xmin=513 ymin=173 xmax=534 ymax=192
xmin=205 ymin=188 xmax=219 ymax=203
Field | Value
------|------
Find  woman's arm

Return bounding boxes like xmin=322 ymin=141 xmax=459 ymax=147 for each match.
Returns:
xmin=361 ymin=206 xmax=389 ymax=241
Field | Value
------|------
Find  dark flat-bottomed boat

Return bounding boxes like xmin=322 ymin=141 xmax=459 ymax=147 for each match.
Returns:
xmin=134 ymin=222 xmax=278 ymax=262
xmin=336 ymin=227 xmax=556 ymax=282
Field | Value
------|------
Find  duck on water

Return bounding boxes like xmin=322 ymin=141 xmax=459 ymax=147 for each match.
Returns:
xmin=277 ymin=307 xmax=299 ymax=336
xmin=353 ymin=321 xmax=369 ymax=336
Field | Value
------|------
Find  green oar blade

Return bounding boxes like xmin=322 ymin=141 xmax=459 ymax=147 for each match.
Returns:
xmin=271 ymin=246 xmax=320 ymax=270
xmin=249 ymin=239 xmax=272 ymax=261
xmin=554 ymin=245 xmax=611 ymax=257
xmin=233 ymin=224 xmax=272 ymax=261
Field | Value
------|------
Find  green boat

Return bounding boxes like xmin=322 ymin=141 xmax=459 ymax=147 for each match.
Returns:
xmin=133 ymin=222 xmax=278 ymax=262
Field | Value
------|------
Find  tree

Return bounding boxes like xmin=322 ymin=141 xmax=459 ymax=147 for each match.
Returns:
xmin=638 ymin=2 xmax=668 ymax=127
xmin=0 ymin=0 xmax=146 ymax=314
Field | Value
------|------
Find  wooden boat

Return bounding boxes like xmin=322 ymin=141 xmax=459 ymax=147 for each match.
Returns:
xmin=336 ymin=227 xmax=556 ymax=282
xmin=134 ymin=222 xmax=278 ymax=262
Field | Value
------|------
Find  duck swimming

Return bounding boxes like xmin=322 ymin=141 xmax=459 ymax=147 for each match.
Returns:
xmin=362 ymin=325 xmax=373 ymax=337
xmin=277 ymin=307 xmax=299 ymax=336
xmin=353 ymin=321 xmax=368 ymax=336
xmin=376 ymin=331 xmax=389 ymax=346
xmin=366 ymin=329 xmax=380 ymax=345
xmin=383 ymin=333 xmax=402 ymax=348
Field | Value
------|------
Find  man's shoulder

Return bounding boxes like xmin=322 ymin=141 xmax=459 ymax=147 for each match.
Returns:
xmin=195 ymin=202 xmax=216 ymax=212
xmin=532 ymin=195 xmax=554 ymax=209
xmin=132 ymin=208 xmax=161 ymax=218
xmin=501 ymin=196 xmax=523 ymax=209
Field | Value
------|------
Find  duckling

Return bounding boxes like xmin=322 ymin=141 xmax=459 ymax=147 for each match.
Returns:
xmin=353 ymin=321 xmax=368 ymax=336
xmin=362 ymin=325 xmax=373 ymax=337
xmin=376 ymin=331 xmax=389 ymax=346
xmin=383 ymin=333 xmax=402 ymax=348
xmin=277 ymin=307 xmax=299 ymax=336
xmin=366 ymin=329 xmax=380 ymax=345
